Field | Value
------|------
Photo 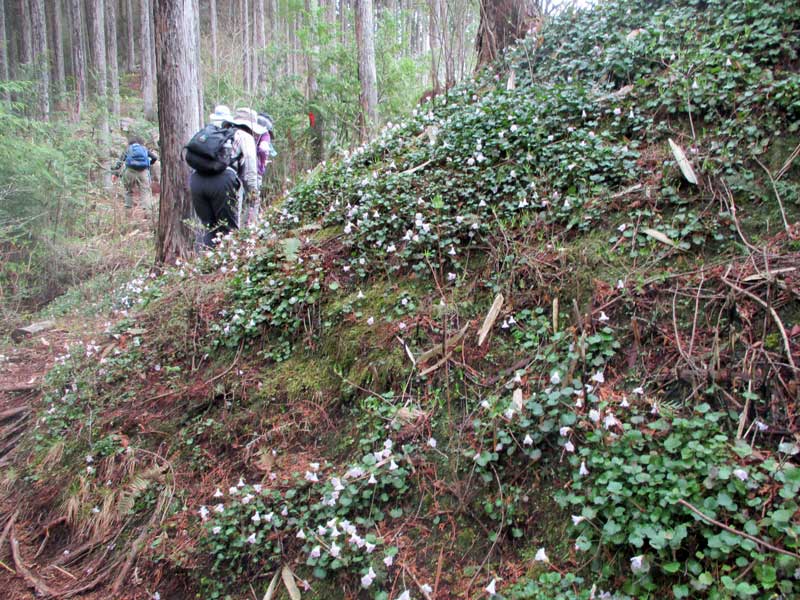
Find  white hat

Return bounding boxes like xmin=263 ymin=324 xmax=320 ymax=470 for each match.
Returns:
xmin=227 ymin=107 xmax=267 ymax=136
xmin=209 ymin=105 xmax=233 ymax=126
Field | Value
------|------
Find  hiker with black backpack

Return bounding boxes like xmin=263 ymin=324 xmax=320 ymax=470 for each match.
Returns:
xmin=185 ymin=106 xmax=242 ymax=247
xmin=223 ymin=108 xmax=263 ymax=228
xmin=113 ymin=136 xmax=158 ymax=212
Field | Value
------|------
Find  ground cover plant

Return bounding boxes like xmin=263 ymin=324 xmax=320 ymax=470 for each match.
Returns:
xmin=1 ymin=0 xmax=799 ymax=598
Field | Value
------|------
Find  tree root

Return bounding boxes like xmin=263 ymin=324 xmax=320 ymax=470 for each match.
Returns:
xmin=11 ymin=523 xmax=58 ymax=597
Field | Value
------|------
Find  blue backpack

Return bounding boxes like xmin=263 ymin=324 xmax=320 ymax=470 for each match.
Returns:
xmin=125 ymin=143 xmax=150 ymax=170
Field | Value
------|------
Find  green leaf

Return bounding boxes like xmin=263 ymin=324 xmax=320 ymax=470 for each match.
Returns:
xmin=663 ymin=562 xmax=681 ymax=574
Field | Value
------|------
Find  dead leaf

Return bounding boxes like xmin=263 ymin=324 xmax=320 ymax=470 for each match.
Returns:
xmin=477 ymin=294 xmax=504 ymax=346
xmin=281 ymin=565 xmax=302 ymax=600
xmin=642 ymin=227 xmax=680 ymax=249
xmin=668 ymin=138 xmax=699 ymax=184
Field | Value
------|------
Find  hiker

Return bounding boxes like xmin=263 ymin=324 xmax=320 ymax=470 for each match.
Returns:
xmin=113 ymin=136 xmax=158 ymax=213
xmin=255 ymin=113 xmax=277 ymax=187
xmin=186 ymin=106 xmax=240 ymax=247
xmin=222 ymin=107 xmax=262 ymax=228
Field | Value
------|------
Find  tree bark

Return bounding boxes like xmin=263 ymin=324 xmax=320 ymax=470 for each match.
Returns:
xmin=105 ymin=0 xmax=120 ymax=116
xmin=17 ymin=0 xmax=32 ymax=69
xmin=87 ymin=0 xmax=111 ymax=188
xmin=354 ymin=0 xmax=377 ymax=142
xmin=0 ymin=0 xmax=9 ymax=101
xmin=30 ymin=0 xmax=49 ymax=119
xmin=253 ymin=0 xmax=265 ymax=92
xmin=209 ymin=0 xmax=217 ymax=73
xmin=68 ymin=0 xmax=87 ymax=115
xmin=140 ymin=0 xmax=155 ymax=119
xmin=475 ymin=0 xmax=532 ymax=70
xmin=47 ymin=0 xmax=66 ymax=100
xmin=124 ymin=0 xmax=135 ymax=70
xmin=427 ymin=0 xmax=440 ymax=93
xmin=153 ymin=0 xmax=201 ymax=264
xmin=241 ymin=0 xmax=250 ymax=93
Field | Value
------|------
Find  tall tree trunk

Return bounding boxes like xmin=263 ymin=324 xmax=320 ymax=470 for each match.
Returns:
xmin=87 ymin=0 xmax=111 ymax=188
xmin=240 ymin=0 xmax=249 ymax=92
xmin=140 ymin=0 xmax=155 ymax=119
xmin=47 ymin=0 xmax=66 ymax=101
xmin=105 ymin=0 xmax=120 ymax=117
xmin=124 ymin=0 xmax=135 ymax=71
xmin=192 ymin=0 xmax=202 ymax=118
xmin=209 ymin=0 xmax=217 ymax=73
xmin=17 ymin=0 xmax=32 ymax=69
xmin=427 ymin=0 xmax=440 ymax=93
xmin=475 ymin=0 xmax=532 ymax=70
xmin=254 ymin=0 xmax=265 ymax=92
xmin=354 ymin=0 xmax=377 ymax=142
xmin=30 ymin=0 xmax=49 ymax=119
xmin=68 ymin=0 xmax=87 ymax=115
xmin=0 ymin=0 xmax=9 ymax=101
xmin=153 ymin=0 xmax=200 ymax=263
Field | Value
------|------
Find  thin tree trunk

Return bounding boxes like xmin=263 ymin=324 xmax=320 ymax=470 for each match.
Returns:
xmin=125 ymin=0 xmax=135 ymax=70
xmin=427 ymin=0 xmax=440 ymax=93
xmin=18 ymin=0 xmax=32 ymax=69
xmin=153 ymin=0 xmax=201 ymax=263
xmin=192 ymin=0 xmax=202 ymax=118
xmin=241 ymin=0 xmax=249 ymax=92
xmin=475 ymin=0 xmax=532 ymax=70
xmin=254 ymin=0 xmax=265 ymax=92
xmin=0 ymin=0 xmax=9 ymax=101
xmin=68 ymin=0 xmax=87 ymax=114
xmin=87 ymin=0 xmax=111 ymax=189
xmin=105 ymin=0 xmax=120 ymax=117
xmin=47 ymin=0 xmax=66 ymax=100
xmin=30 ymin=0 xmax=49 ymax=119
xmin=354 ymin=0 xmax=377 ymax=142
xmin=209 ymin=0 xmax=217 ymax=73
xmin=140 ymin=0 xmax=155 ymax=119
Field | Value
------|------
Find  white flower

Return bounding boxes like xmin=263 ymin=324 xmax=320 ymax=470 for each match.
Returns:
xmin=565 ymin=440 xmax=575 ymax=453
xmin=630 ymin=555 xmax=645 ymax=571
xmin=297 ymin=529 xmax=306 ymax=539
xmin=550 ymin=371 xmax=561 ymax=385
xmin=85 ymin=455 xmax=94 ymax=463
xmin=448 ymin=246 xmax=456 ymax=256
xmin=589 ymin=409 xmax=601 ymax=423
xmin=579 ymin=461 xmax=589 ymax=476
xmin=485 ymin=578 xmax=497 ymax=595
xmin=571 ymin=515 xmax=585 ymax=525
xmin=617 ymin=279 xmax=625 ymax=290
xmin=559 ymin=426 xmax=571 ymax=437
xmin=251 ymin=512 xmax=261 ymax=524
xmin=632 ymin=386 xmax=644 ymax=395
xmin=330 ymin=541 xmax=341 ymax=557
xmin=361 ymin=566 xmax=377 ymax=588
xmin=733 ymin=468 xmax=748 ymax=481
xmin=199 ymin=506 xmax=209 ymax=521
xmin=504 ymin=408 xmax=515 ymax=419
xmin=523 ymin=434 xmax=533 ymax=446
xmin=755 ymin=420 xmax=768 ymax=432
xmin=480 ymin=399 xmax=490 ymax=409
xmin=368 ymin=473 xmax=378 ymax=484
xmin=305 ymin=471 xmax=319 ymax=482
xmin=228 ymin=486 xmax=239 ymax=495
xmin=427 ymin=438 xmax=437 ymax=448
xmin=447 ymin=272 xmax=457 ymax=281
xmin=310 ymin=546 xmax=321 ymax=559
xmin=398 ymin=592 xmax=411 ymax=600
xmin=384 ymin=554 xmax=394 ymax=567
xmin=214 ymin=503 xmax=224 ymax=513
xmin=367 ymin=317 xmax=375 ymax=326
xmin=242 ymin=494 xmax=254 ymax=505
xmin=387 ymin=244 xmax=396 ymax=253
xmin=247 ymin=533 xmax=257 ymax=544
xmin=591 ymin=371 xmax=605 ymax=384
xmin=212 ymin=526 xmax=222 ymax=534
xmin=389 ymin=460 xmax=399 ymax=471
xmin=421 ymin=584 xmax=432 ymax=594
xmin=309 ymin=462 xmax=320 ymax=472
xmin=599 ymin=311 xmax=609 ymax=323
xmin=603 ymin=414 xmax=618 ymax=429
xmin=365 ymin=541 xmax=376 ymax=553
xmin=357 ymin=290 xmax=365 ymax=300
xmin=534 ymin=547 xmax=549 ymax=562
xmin=92 ymin=506 xmax=100 ymax=514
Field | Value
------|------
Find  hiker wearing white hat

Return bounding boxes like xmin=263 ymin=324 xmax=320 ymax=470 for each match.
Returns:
xmin=223 ymin=107 xmax=261 ymax=227
xmin=208 ymin=105 xmax=233 ymax=127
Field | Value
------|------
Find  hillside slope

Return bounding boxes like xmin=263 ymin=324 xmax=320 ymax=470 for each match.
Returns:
xmin=2 ymin=1 xmax=799 ymax=599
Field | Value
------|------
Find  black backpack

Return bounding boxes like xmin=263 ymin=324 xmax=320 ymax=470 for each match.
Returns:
xmin=185 ymin=125 xmax=237 ymax=174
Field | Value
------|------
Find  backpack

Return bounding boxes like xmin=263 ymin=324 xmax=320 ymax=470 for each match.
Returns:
xmin=125 ymin=143 xmax=150 ymax=170
xmin=185 ymin=125 xmax=237 ymax=175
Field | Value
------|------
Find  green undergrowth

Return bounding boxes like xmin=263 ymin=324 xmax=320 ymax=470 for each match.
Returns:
xmin=11 ymin=0 xmax=800 ymax=598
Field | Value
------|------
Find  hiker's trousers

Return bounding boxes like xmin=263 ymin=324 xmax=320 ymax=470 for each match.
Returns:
xmin=190 ymin=168 xmax=240 ymax=247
